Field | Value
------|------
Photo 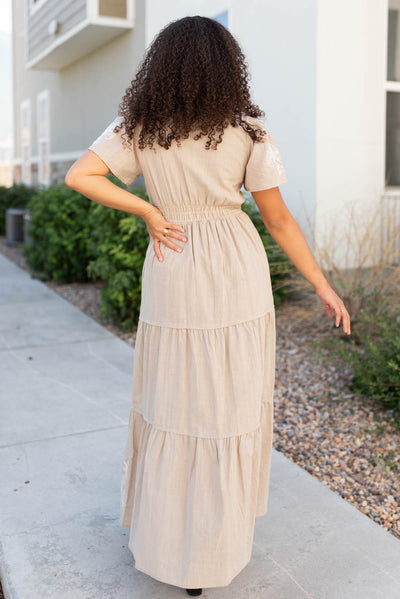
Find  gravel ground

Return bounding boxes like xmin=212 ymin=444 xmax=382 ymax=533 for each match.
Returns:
xmin=274 ymin=300 xmax=399 ymax=538
xmin=1 ymin=236 xmax=399 ymax=543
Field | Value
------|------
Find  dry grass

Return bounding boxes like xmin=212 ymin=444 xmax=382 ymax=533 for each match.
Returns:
xmin=284 ymin=193 xmax=400 ymax=321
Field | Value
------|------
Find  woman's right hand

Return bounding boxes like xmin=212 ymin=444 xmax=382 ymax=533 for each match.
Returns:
xmin=141 ymin=205 xmax=188 ymax=262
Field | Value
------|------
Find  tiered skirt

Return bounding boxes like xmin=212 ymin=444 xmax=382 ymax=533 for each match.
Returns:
xmin=118 ymin=204 xmax=276 ymax=588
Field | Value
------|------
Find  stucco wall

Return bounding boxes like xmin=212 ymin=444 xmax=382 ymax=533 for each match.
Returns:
xmin=315 ymin=0 xmax=388 ymax=266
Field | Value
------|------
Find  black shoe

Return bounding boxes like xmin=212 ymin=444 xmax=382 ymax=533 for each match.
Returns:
xmin=186 ymin=589 xmax=202 ymax=596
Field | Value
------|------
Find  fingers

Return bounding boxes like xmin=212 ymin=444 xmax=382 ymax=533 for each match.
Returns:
xmin=325 ymin=301 xmax=351 ymax=335
xmin=163 ymin=223 xmax=188 ymax=251
xmin=334 ymin=304 xmax=341 ymax=328
xmin=166 ymin=222 xmax=186 ymax=236
xmin=153 ymin=222 xmax=188 ymax=262
xmin=335 ymin=303 xmax=348 ymax=334
xmin=153 ymin=238 xmax=164 ymax=262
xmin=319 ymin=287 xmax=351 ymax=335
xmin=338 ymin=304 xmax=351 ymax=335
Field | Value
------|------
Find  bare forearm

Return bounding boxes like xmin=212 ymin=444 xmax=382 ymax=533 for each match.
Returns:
xmin=65 ymin=174 xmax=154 ymax=219
xmin=265 ymin=214 xmax=328 ymax=290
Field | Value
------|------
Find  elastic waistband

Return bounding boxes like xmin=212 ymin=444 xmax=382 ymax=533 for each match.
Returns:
xmin=158 ymin=204 xmax=244 ymax=222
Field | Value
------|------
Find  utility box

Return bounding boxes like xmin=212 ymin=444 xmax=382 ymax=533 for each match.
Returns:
xmin=23 ymin=210 xmax=33 ymax=247
xmin=6 ymin=208 xmax=26 ymax=247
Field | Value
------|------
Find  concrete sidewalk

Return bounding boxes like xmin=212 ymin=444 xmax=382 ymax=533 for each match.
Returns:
xmin=0 ymin=251 xmax=400 ymax=599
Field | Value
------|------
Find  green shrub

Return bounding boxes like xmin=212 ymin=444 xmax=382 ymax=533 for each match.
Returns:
xmin=86 ymin=185 xmax=151 ymax=331
xmin=0 ymin=182 xmax=40 ymax=235
xmin=24 ymin=184 xmax=93 ymax=282
xmin=241 ymin=193 xmax=295 ymax=303
xmin=313 ymin=290 xmax=400 ymax=427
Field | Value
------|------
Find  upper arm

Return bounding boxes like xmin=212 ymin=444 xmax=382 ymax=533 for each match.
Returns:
xmin=66 ymin=115 xmax=142 ymax=187
xmin=65 ymin=149 xmax=111 ymax=185
xmin=251 ymin=187 xmax=292 ymax=228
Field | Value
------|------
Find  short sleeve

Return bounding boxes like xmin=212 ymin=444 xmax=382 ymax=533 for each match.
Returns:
xmin=88 ymin=115 xmax=141 ymax=186
xmin=243 ymin=119 xmax=288 ymax=192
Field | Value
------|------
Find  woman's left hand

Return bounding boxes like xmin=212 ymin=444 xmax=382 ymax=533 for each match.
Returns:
xmin=315 ymin=283 xmax=351 ymax=335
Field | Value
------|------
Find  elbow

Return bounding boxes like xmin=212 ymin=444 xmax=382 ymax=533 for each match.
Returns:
xmin=264 ymin=215 xmax=292 ymax=233
xmin=64 ymin=169 xmax=78 ymax=189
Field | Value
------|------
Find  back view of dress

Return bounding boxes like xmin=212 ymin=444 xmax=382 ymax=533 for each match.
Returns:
xmin=88 ymin=112 xmax=288 ymax=589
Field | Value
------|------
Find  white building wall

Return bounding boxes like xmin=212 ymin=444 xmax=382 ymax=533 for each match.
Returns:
xmin=315 ymin=0 xmax=388 ymax=267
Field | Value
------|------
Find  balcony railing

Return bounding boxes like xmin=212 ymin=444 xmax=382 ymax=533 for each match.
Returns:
xmin=26 ymin=0 xmax=134 ymax=70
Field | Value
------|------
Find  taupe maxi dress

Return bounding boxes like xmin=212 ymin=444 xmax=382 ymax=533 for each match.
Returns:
xmin=88 ymin=114 xmax=288 ymax=589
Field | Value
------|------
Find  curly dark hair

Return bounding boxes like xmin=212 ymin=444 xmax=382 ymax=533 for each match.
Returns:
xmin=114 ymin=15 xmax=267 ymax=151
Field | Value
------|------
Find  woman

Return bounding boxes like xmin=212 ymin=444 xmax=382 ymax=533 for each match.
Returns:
xmin=65 ymin=15 xmax=351 ymax=596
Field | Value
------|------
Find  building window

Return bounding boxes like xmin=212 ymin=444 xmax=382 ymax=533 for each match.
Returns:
xmin=21 ymin=99 xmax=31 ymax=185
xmin=386 ymin=0 xmax=400 ymax=186
xmin=213 ymin=10 xmax=229 ymax=29
xmin=37 ymin=90 xmax=50 ymax=185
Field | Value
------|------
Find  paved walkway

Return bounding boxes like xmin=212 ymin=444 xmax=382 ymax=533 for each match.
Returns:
xmin=0 ymin=252 xmax=400 ymax=599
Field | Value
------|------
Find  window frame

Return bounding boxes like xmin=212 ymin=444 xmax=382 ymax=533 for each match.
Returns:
xmin=213 ymin=10 xmax=230 ymax=30
xmin=385 ymin=0 xmax=400 ymax=187
xmin=36 ymin=89 xmax=50 ymax=186
xmin=20 ymin=99 xmax=31 ymax=185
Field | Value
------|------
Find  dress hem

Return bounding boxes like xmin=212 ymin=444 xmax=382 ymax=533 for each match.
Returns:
xmin=130 ymin=550 xmax=253 ymax=589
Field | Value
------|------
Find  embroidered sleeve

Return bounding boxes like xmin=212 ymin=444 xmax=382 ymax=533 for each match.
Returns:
xmin=244 ymin=119 xmax=288 ymax=192
xmin=88 ymin=115 xmax=141 ymax=186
